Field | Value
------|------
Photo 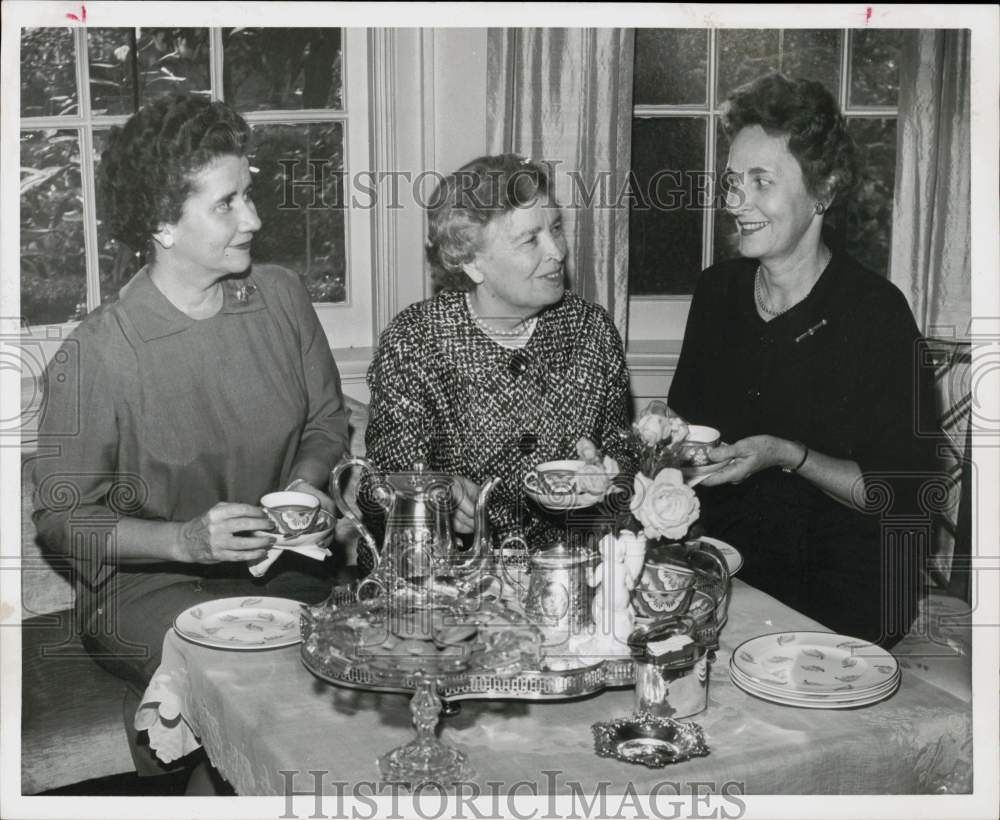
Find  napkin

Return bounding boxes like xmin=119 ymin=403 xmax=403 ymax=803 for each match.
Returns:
xmin=134 ymin=669 xmax=201 ymax=764
xmin=248 ymin=543 xmax=331 ymax=578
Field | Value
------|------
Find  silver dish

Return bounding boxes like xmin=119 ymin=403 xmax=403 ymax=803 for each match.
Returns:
xmin=300 ymin=593 xmax=636 ymax=700
xmin=591 ymin=712 xmax=709 ymax=768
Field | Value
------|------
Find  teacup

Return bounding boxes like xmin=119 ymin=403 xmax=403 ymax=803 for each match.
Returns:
xmin=260 ymin=491 xmax=320 ymax=537
xmin=676 ymin=425 xmax=721 ymax=468
xmin=523 ymin=460 xmax=582 ymax=497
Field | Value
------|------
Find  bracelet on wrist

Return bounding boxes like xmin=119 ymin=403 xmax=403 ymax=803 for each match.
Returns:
xmin=782 ymin=442 xmax=810 ymax=474
xmin=284 ymin=478 xmax=309 ymax=492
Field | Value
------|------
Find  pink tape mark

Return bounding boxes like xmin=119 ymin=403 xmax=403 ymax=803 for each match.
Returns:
xmin=66 ymin=4 xmax=87 ymax=23
xmin=865 ymin=6 xmax=873 ymax=24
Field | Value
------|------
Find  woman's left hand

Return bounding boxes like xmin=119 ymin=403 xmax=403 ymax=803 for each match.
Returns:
xmin=697 ymin=435 xmax=800 ymax=486
xmin=286 ymin=479 xmax=335 ymax=515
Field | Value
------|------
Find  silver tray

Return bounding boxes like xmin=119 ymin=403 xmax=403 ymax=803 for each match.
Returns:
xmin=300 ymin=599 xmax=635 ymax=701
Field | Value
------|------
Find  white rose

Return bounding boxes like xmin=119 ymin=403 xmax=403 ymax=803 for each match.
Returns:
xmin=635 ymin=412 xmax=671 ymax=446
xmin=667 ymin=415 xmax=689 ymax=444
xmin=629 ymin=469 xmax=700 ymax=541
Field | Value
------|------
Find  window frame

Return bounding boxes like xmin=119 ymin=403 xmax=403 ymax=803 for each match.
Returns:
xmin=18 ymin=26 xmax=373 ymax=350
xmin=627 ymin=28 xmax=899 ymax=344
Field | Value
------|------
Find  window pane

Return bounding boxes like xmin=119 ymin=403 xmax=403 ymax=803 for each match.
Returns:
xmin=849 ymin=30 xmax=906 ymax=107
xmin=89 ymin=28 xmax=211 ymax=116
xmin=92 ymin=130 xmax=143 ymax=303
xmin=21 ymin=28 xmax=78 ymax=117
xmin=224 ymin=28 xmax=343 ymax=111
xmin=250 ymin=124 xmax=346 ymax=302
xmin=88 ymin=28 xmax=137 ymax=116
xmin=634 ymin=29 xmax=708 ymax=106
xmin=717 ymin=30 xmax=780 ymax=99
xmin=717 ymin=29 xmax=842 ymax=101
xmin=139 ymin=28 xmax=211 ymax=104
xmin=21 ymin=130 xmax=87 ymax=325
xmin=628 ymin=117 xmax=706 ymax=295
xmin=844 ymin=118 xmax=897 ymax=276
xmin=779 ymin=30 xmax=842 ymax=97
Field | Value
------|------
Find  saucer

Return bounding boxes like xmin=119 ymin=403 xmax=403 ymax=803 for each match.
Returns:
xmin=525 ymin=484 xmax=625 ymax=512
xmin=680 ymin=460 xmax=730 ymax=480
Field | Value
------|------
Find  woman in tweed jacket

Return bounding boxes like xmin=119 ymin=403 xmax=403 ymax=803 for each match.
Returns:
xmin=365 ymin=154 xmax=634 ymax=565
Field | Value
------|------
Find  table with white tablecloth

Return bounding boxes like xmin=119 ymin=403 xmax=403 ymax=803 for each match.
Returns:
xmin=136 ymin=579 xmax=972 ymax=796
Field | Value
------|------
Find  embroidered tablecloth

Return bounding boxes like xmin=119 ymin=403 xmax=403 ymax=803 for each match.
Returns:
xmin=136 ymin=580 xmax=972 ymax=795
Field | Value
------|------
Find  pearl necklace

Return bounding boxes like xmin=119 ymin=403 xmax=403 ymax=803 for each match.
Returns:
xmin=754 ymin=254 xmax=831 ymax=320
xmin=754 ymin=267 xmax=790 ymax=318
xmin=465 ymin=293 xmax=538 ymax=338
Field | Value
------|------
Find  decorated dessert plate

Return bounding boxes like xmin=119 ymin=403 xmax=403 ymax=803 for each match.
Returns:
xmin=730 ymin=675 xmax=899 ymax=709
xmin=730 ymin=663 xmax=899 ymax=699
xmin=695 ymin=536 xmax=743 ymax=576
xmin=253 ymin=509 xmax=335 ymax=548
xmin=730 ymin=631 xmax=899 ymax=695
xmin=173 ymin=596 xmax=304 ymax=650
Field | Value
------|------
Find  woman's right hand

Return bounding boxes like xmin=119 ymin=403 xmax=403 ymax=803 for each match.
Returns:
xmin=177 ymin=502 xmax=278 ymax=564
xmin=451 ymin=476 xmax=480 ymax=535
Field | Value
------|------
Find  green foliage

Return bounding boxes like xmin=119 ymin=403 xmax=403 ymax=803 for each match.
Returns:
xmin=20 ymin=28 xmax=77 ymax=118
xmin=20 ymin=130 xmax=87 ymax=324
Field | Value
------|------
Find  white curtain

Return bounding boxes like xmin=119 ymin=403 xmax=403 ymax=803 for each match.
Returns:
xmin=486 ymin=28 xmax=634 ymax=337
xmin=889 ymin=30 xmax=971 ymax=338
xmin=889 ymin=30 xmax=973 ymax=592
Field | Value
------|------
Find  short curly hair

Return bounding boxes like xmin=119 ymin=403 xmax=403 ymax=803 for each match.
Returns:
xmin=425 ymin=154 xmax=554 ymax=292
xmin=99 ymin=94 xmax=251 ymax=254
xmin=721 ymin=73 xmax=858 ymax=206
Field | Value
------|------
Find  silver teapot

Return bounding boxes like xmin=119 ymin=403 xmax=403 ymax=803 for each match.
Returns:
xmin=330 ymin=457 xmax=504 ymax=592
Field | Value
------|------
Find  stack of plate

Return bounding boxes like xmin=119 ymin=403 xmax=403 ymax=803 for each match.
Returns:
xmin=729 ymin=631 xmax=900 ymax=709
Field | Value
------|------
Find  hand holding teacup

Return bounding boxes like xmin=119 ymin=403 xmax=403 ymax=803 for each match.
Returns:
xmin=179 ymin=502 xmax=277 ymax=564
xmin=697 ymin=434 xmax=800 ymax=486
xmin=674 ymin=425 xmax=722 ymax=468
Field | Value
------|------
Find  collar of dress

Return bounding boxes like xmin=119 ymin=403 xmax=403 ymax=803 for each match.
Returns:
xmin=434 ymin=290 xmax=577 ymax=384
xmin=118 ymin=266 xmax=267 ymax=342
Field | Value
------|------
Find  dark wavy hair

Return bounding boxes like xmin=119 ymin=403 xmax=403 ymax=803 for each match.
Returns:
xmin=721 ymin=73 xmax=858 ymax=206
xmin=99 ymin=94 xmax=251 ymax=255
xmin=425 ymin=154 xmax=554 ymax=292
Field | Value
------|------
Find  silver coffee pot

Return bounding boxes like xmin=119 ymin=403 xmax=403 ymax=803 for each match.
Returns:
xmin=330 ymin=457 xmax=503 ymax=592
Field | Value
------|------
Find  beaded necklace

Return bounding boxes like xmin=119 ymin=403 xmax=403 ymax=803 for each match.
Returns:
xmin=465 ymin=292 xmax=538 ymax=340
xmin=754 ymin=267 xmax=791 ymax=318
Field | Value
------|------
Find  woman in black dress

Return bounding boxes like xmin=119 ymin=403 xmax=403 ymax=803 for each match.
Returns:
xmin=669 ymin=74 xmax=940 ymax=647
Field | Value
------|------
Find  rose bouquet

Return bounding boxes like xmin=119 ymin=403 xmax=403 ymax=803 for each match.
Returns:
xmin=628 ymin=402 xmax=700 ymax=542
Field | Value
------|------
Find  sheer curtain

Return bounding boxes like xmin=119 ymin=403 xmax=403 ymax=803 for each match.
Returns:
xmin=486 ymin=28 xmax=634 ymax=337
xmin=889 ymin=30 xmax=972 ymax=595
xmin=889 ymin=29 xmax=971 ymax=338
